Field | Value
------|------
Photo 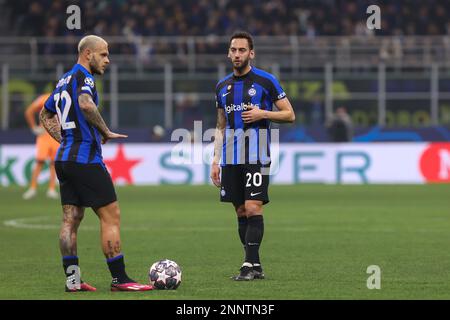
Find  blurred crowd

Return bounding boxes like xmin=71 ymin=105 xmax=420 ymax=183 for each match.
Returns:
xmin=5 ymin=0 xmax=450 ymax=38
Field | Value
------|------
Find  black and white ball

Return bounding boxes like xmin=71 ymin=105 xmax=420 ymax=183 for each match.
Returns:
xmin=149 ymin=259 xmax=182 ymax=290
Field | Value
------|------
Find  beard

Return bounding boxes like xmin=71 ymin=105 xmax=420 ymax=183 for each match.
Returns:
xmin=89 ymin=58 xmax=104 ymax=75
xmin=233 ymin=58 xmax=250 ymax=72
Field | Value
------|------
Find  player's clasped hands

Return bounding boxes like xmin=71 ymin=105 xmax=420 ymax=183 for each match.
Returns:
xmin=241 ymin=104 xmax=265 ymax=123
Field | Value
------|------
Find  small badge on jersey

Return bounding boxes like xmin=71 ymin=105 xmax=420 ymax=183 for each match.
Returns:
xmin=248 ymin=88 xmax=257 ymax=96
xmin=277 ymin=92 xmax=286 ymax=100
xmin=84 ymin=77 xmax=94 ymax=88
xmin=227 ymin=85 xmax=232 ymax=91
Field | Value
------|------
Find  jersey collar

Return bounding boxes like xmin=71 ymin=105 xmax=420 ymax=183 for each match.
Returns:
xmin=74 ymin=63 xmax=93 ymax=76
xmin=232 ymin=67 xmax=253 ymax=80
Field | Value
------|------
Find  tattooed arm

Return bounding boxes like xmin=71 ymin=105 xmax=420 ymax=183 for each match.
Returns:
xmin=210 ymin=108 xmax=226 ymax=187
xmin=39 ymin=108 xmax=62 ymax=143
xmin=78 ymin=93 xmax=110 ymax=137
xmin=78 ymin=93 xmax=127 ymax=143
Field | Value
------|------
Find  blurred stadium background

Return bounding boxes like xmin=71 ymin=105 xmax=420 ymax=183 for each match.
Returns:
xmin=1 ymin=0 xmax=449 ymax=185
xmin=1 ymin=0 xmax=450 ymax=140
xmin=1 ymin=0 xmax=450 ymax=300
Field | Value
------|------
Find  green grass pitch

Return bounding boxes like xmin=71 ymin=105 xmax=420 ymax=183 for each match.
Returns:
xmin=0 ymin=184 xmax=449 ymax=300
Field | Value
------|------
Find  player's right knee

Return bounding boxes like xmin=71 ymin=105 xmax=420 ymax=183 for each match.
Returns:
xmin=234 ymin=204 xmax=246 ymax=217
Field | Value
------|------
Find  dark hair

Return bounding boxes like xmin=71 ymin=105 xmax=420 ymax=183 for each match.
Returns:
xmin=229 ymin=31 xmax=254 ymax=50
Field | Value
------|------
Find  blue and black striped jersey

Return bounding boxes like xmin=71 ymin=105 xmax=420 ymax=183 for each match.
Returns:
xmin=44 ymin=63 xmax=103 ymax=164
xmin=215 ymin=67 xmax=286 ymax=166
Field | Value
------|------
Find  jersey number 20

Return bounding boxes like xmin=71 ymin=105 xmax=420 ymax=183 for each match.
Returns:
xmin=54 ymin=91 xmax=76 ymax=130
xmin=246 ymin=172 xmax=262 ymax=187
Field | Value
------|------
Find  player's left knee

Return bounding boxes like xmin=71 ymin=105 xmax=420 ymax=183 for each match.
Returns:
xmin=97 ymin=202 xmax=121 ymax=225
xmin=108 ymin=203 xmax=121 ymax=224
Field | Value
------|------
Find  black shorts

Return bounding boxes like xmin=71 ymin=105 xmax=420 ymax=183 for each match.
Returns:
xmin=220 ymin=164 xmax=270 ymax=207
xmin=55 ymin=161 xmax=117 ymax=208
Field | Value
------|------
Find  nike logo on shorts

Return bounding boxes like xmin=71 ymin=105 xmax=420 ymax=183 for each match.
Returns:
xmin=250 ymin=192 xmax=262 ymax=197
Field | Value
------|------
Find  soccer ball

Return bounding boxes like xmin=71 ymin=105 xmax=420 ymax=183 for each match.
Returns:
xmin=149 ymin=259 xmax=182 ymax=290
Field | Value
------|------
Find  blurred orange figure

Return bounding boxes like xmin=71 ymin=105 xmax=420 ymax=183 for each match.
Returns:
xmin=23 ymin=93 xmax=60 ymax=200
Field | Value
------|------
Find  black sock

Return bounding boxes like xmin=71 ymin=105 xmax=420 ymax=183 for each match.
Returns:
xmin=62 ymin=255 xmax=82 ymax=286
xmin=62 ymin=255 xmax=79 ymax=274
xmin=245 ymin=215 xmax=264 ymax=265
xmin=237 ymin=216 xmax=248 ymax=249
xmin=106 ymin=254 xmax=134 ymax=283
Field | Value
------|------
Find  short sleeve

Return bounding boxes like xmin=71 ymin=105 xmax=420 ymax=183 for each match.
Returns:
xmin=215 ymin=84 xmax=224 ymax=109
xmin=77 ymin=74 xmax=96 ymax=99
xmin=268 ymin=75 xmax=286 ymax=102
xmin=44 ymin=93 xmax=57 ymax=114
xmin=216 ymin=95 xmax=223 ymax=109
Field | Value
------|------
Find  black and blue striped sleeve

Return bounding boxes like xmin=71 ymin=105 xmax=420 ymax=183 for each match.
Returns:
xmin=44 ymin=92 xmax=57 ymax=114
xmin=215 ymin=82 xmax=224 ymax=109
xmin=267 ymin=74 xmax=286 ymax=102
xmin=76 ymin=73 xmax=96 ymax=100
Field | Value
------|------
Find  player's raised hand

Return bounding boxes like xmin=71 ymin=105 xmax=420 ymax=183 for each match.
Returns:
xmin=242 ymin=104 xmax=266 ymax=123
xmin=101 ymin=131 xmax=128 ymax=144
xmin=210 ymin=163 xmax=221 ymax=187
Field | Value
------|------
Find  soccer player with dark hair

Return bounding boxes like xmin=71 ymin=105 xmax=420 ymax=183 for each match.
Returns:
xmin=40 ymin=35 xmax=153 ymax=292
xmin=211 ymin=31 xmax=295 ymax=280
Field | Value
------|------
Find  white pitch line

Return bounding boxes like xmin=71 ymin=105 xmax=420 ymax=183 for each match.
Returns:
xmin=5 ymin=216 xmax=441 ymax=234
xmin=3 ymin=216 xmax=95 ymax=230
xmin=2 ymin=216 xmax=232 ymax=232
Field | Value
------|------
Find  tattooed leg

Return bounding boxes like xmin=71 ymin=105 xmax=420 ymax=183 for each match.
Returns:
xmin=60 ymin=205 xmax=85 ymax=256
xmin=94 ymin=201 xmax=122 ymax=259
